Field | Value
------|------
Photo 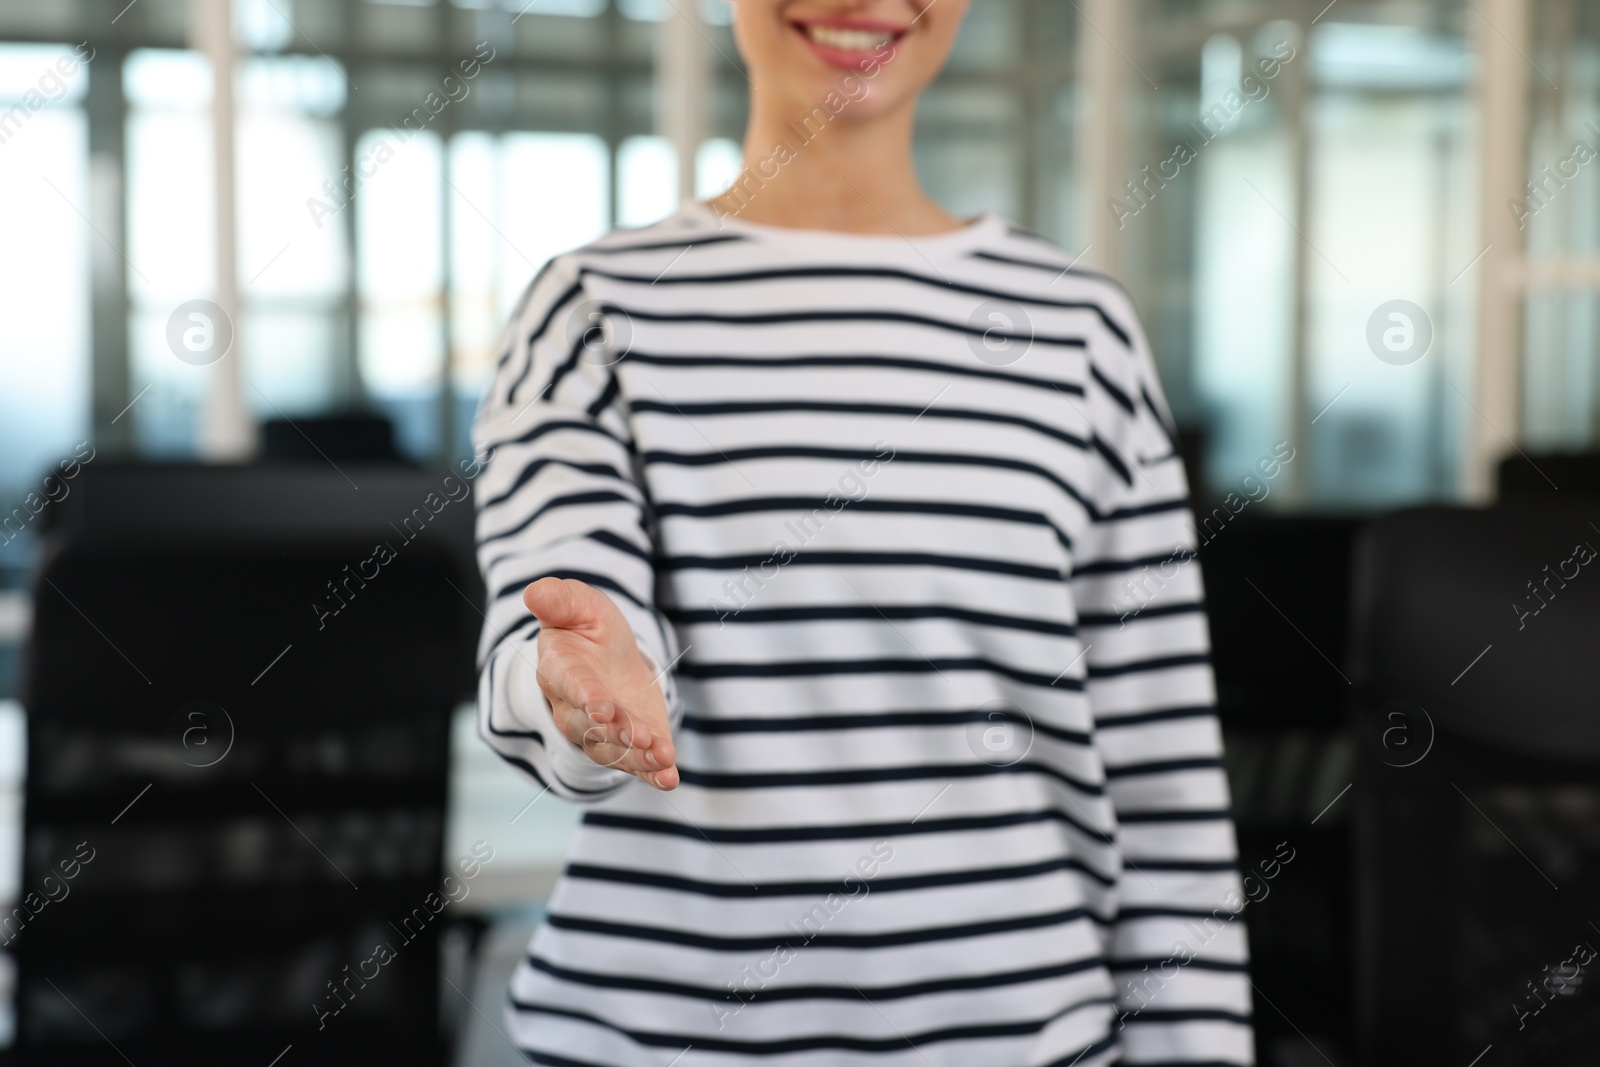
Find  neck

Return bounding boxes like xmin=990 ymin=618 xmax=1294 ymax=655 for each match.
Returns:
xmin=710 ymin=88 xmax=965 ymax=236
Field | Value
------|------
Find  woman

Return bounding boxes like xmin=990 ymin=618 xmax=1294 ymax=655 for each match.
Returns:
xmin=472 ymin=2 xmax=1253 ymax=1063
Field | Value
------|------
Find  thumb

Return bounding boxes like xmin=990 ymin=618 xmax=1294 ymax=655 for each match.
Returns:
xmin=523 ymin=576 xmax=609 ymax=632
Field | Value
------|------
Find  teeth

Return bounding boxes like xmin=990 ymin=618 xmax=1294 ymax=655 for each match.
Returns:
xmin=804 ymin=25 xmax=894 ymax=52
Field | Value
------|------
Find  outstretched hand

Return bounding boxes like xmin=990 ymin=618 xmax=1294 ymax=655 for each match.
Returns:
xmin=523 ymin=576 xmax=679 ymax=790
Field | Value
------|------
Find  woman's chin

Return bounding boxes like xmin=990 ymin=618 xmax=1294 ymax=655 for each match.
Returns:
xmin=767 ymin=69 xmax=906 ymax=122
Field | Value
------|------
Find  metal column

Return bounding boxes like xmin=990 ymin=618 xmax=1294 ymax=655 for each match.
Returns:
xmin=657 ymin=0 xmax=711 ymax=205
xmin=1468 ymin=0 xmax=1530 ymax=499
xmin=191 ymin=0 xmax=255 ymax=459
xmin=1075 ymin=0 xmax=1138 ymax=278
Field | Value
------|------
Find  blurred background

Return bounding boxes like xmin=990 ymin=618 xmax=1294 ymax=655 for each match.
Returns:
xmin=1 ymin=0 xmax=1598 ymax=1065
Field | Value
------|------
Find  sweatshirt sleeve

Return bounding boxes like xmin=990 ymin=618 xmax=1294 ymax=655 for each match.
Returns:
xmin=470 ymin=256 xmax=684 ymax=803
xmin=1068 ymin=288 xmax=1254 ymax=1064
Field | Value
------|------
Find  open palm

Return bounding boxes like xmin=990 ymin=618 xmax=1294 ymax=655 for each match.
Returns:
xmin=523 ymin=576 xmax=679 ymax=790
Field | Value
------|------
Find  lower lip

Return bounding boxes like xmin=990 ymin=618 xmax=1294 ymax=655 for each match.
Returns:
xmin=793 ymin=25 xmax=902 ymax=72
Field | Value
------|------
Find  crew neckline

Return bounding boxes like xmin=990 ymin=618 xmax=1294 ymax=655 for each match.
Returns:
xmin=681 ymin=200 xmax=1005 ymax=255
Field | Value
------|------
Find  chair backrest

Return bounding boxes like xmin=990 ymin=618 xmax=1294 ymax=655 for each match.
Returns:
xmin=1497 ymin=451 xmax=1600 ymax=501
xmin=1200 ymin=513 xmax=1363 ymax=1062
xmin=260 ymin=413 xmax=408 ymax=465
xmin=15 ymin=463 xmax=478 ymax=1066
xmin=1202 ymin=513 xmax=1363 ymax=726
xmin=1350 ymin=505 xmax=1600 ymax=1066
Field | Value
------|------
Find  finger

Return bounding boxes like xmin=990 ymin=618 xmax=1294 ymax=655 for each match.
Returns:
xmin=559 ymin=693 xmax=651 ymax=753
xmin=553 ymin=699 xmax=659 ymax=771
xmin=575 ymin=720 xmax=665 ymax=778
xmin=586 ymin=697 xmax=618 ymax=727
xmin=633 ymin=735 xmax=678 ymax=789
xmin=574 ymin=722 xmax=633 ymax=770
xmin=551 ymin=698 xmax=601 ymax=749
xmin=523 ymin=576 xmax=613 ymax=632
xmin=560 ymin=683 xmax=651 ymax=752
xmin=551 ymin=694 xmax=675 ymax=784
xmin=592 ymin=704 xmax=667 ymax=769
xmin=641 ymin=733 xmax=675 ymax=771
xmin=537 ymin=650 xmax=654 ymax=751
xmin=536 ymin=653 xmax=615 ymax=726
xmin=610 ymin=703 xmax=653 ymax=751
xmin=553 ymin=700 xmax=623 ymax=763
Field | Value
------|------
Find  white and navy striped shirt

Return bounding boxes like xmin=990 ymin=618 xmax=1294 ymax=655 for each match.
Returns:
xmin=472 ymin=202 xmax=1253 ymax=1066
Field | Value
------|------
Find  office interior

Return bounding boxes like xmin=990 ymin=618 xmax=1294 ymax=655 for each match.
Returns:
xmin=0 ymin=0 xmax=1597 ymax=1064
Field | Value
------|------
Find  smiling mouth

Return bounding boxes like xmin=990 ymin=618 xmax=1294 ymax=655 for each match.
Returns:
xmin=796 ymin=23 xmax=902 ymax=53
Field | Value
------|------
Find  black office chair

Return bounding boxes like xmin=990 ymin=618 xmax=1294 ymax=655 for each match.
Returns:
xmin=261 ymin=413 xmax=411 ymax=466
xmin=1350 ymin=505 xmax=1600 ymax=1066
xmin=1497 ymin=451 xmax=1600 ymax=500
xmin=1200 ymin=513 xmax=1363 ymax=1064
xmin=15 ymin=463 xmax=479 ymax=1066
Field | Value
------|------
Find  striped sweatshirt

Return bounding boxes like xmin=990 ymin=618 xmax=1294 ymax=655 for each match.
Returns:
xmin=472 ymin=202 xmax=1253 ymax=1067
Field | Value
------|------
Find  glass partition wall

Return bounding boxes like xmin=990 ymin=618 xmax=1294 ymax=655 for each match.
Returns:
xmin=1107 ymin=0 xmax=1476 ymax=507
xmin=8 ymin=0 xmax=1600 ymax=526
xmin=1527 ymin=0 xmax=1600 ymax=452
